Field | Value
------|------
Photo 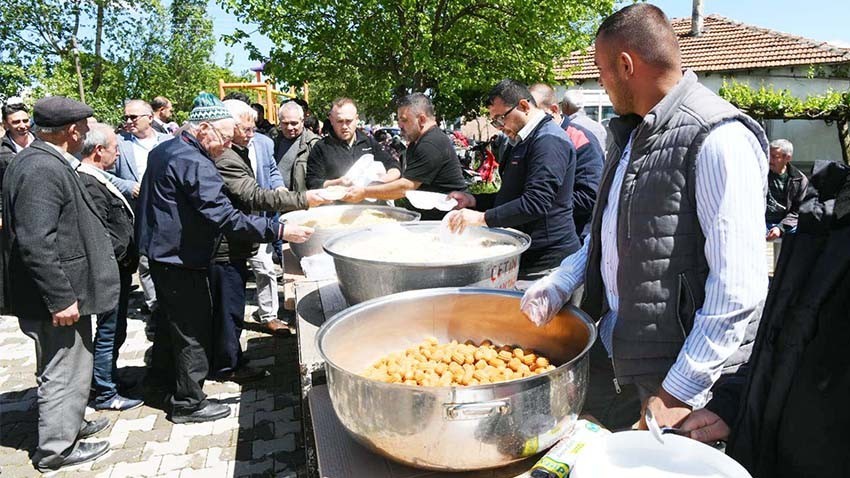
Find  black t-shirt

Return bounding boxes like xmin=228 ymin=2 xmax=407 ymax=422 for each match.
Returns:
xmin=403 ymin=126 xmax=466 ymax=193
xmin=306 ymin=131 xmax=400 ymax=189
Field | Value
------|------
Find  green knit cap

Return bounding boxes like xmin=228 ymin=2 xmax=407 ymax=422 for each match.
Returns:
xmin=188 ymin=92 xmax=233 ymax=122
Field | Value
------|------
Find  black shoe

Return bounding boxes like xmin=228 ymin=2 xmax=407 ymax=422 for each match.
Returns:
xmin=36 ymin=440 xmax=110 ymax=472
xmin=78 ymin=417 xmax=110 ymax=439
xmin=209 ymin=365 xmax=270 ymax=383
xmin=169 ymin=402 xmax=230 ymax=424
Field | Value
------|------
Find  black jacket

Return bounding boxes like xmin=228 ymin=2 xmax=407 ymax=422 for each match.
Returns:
xmin=77 ymin=165 xmax=139 ymax=270
xmin=0 ymin=133 xmax=20 ymax=216
xmin=306 ymin=130 xmax=400 ymax=190
xmin=707 ymin=160 xmax=850 ymax=478
xmin=765 ymin=163 xmax=809 ymax=234
xmin=477 ymin=114 xmax=579 ymax=273
xmin=1 ymin=140 xmax=119 ymax=317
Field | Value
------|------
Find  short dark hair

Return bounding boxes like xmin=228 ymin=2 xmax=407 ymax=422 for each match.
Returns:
xmin=304 ymin=115 xmax=320 ymax=134
xmin=2 ymin=101 xmax=28 ymax=121
xmin=397 ymin=93 xmax=435 ymax=119
xmin=487 ymin=79 xmax=536 ymax=108
xmin=150 ymin=96 xmax=171 ymax=111
xmin=223 ymin=91 xmax=251 ymax=104
xmin=251 ymin=103 xmax=265 ymax=117
xmin=595 ymin=3 xmax=680 ymax=70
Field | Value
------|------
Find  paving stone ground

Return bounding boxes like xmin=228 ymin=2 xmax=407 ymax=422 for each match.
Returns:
xmin=0 ymin=281 xmax=308 ymax=478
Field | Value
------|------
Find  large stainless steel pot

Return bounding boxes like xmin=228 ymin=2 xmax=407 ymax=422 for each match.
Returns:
xmin=316 ymin=288 xmax=596 ymax=471
xmin=323 ymin=222 xmax=531 ymax=304
xmin=280 ymin=205 xmax=420 ymax=259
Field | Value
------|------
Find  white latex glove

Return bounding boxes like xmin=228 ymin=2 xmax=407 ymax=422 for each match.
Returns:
xmin=520 ymin=274 xmax=573 ymax=327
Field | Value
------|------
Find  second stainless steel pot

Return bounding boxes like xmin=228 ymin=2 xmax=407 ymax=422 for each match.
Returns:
xmin=281 ymin=205 xmax=421 ymax=259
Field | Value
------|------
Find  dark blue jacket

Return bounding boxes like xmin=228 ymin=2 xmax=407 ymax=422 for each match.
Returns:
xmin=561 ymin=116 xmax=604 ymax=239
xmin=479 ymin=114 xmax=580 ymax=273
xmin=135 ymin=132 xmax=279 ymax=269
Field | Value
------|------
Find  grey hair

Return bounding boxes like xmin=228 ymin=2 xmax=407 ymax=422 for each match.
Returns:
xmin=278 ymin=101 xmax=304 ymax=119
xmin=223 ymin=99 xmax=257 ymax=122
xmin=124 ymin=99 xmax=153 ymax=114
xmin=81 ymin=123 xmax=114 ymax=158
xmin=562 ymin=90 xmax=586 ymax=109
xmin=33 ymin=124 xmax=67 ymax=135
xmin=769 ymin=139 xmax=793 ymax=156
xmin=396 ymin=93 xmax=435 ymax=119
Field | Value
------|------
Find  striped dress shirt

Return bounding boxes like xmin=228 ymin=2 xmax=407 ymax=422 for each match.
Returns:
xmin=546 ymin=120 xmax=768 ymax=407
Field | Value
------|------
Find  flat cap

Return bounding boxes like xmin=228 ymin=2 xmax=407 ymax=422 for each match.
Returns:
xmin=33 ymin=96 xmax=94 ymax=127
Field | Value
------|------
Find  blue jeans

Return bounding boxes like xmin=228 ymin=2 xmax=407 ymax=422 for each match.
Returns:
xmin=92 ymin=263 xmax=133 ymax=404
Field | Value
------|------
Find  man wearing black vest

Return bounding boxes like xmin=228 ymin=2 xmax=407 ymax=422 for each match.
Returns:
xmin=521 ymin=4 xmax=769 ymax=431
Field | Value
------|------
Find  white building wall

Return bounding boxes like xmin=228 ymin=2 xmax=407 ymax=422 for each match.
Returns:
xmin=561 ymin=66 xmax=850 ymax=171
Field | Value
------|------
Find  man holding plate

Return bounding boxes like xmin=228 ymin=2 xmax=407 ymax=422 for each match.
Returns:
xmin=342 ymin=93 xmax=466 ymax=220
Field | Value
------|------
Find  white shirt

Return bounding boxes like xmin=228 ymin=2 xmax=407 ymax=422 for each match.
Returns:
xmin=131 ymin=134 xmax=158 ymax=178
xmin=247 ymin=138 xmax=260 ymax=180
xmin=11 ymin=133 xmax=35 ymax=153
xmin=546 ymin=120 xmax=768 ymax=407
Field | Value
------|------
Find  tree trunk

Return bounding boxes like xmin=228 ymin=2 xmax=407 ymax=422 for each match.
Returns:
xmin=91 ymin=0 xmax=105 ymax=94
xmin=72 ymin=36 xmax=86 ymax=103
xmin=838 ymin=118 xmax=850 ymax=166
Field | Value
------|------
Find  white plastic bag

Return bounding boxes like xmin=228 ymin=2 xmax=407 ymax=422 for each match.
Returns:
xmin=343 ymin=154 xmax=387 ymax=188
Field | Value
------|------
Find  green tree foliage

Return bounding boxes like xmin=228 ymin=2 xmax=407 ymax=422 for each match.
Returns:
xmin=220 ymin=0 xmax=615 ymax=120
xmin=719 ymin=79 xmax=850 ymax=120
xmin=0 ymin=0 xmax=246 ymax=124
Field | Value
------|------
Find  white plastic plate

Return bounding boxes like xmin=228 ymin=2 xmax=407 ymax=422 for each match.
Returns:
xmin=571 ymin=431 xmax=751 ymax=478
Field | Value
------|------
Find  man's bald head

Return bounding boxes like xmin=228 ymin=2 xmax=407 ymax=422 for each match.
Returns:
xmin=528 ymin=83 xmax=561 ymax=123
xmin=595 ymin=3 xmax=681 ymax=72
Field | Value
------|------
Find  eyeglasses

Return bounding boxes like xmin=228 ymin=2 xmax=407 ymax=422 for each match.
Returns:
xmin=123 ymin=114 xmax=151 ymax=122
xmin=236 ymin=124 xmax=254 ymax=135
xmin=279 ymin=121 xmax=302 ymax=127
xmin=209 ymin=123 xmax=233 ymax=144
xmin=489 ymin=105 xmax=517 ymax=128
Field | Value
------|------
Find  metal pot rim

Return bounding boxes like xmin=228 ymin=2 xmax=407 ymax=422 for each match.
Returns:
xmin=323 ymin=223 xmax=532 ymax=268
xmin=280 ymin=204 xmax=421 ymax=229
xmin=315 ymin=287 xmax=597 ymax=392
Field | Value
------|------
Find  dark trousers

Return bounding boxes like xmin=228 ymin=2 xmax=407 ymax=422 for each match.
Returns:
xmin=92 ymin=263 xmax=133 ymax=403
xmin=581 ymin=339 xmax=661 ymax=431
xmin=208 ymin=260 xmax=249 ymax=375
xmin=18 ymin=315 xmax=93 ymax=469
xmin=148 ymin=262 xmax=212 ymax=414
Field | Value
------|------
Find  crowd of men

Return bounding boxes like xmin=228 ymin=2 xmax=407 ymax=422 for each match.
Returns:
xmin=0 ymin=3 xmax=842 ymax=476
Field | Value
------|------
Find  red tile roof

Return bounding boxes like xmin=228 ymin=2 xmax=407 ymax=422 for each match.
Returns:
xmin=555 ymin=14 xmax=850 ymax=81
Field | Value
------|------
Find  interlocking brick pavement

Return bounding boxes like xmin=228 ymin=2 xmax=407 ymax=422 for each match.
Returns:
xmin=0 ymin=284 xmax=307 ymax=478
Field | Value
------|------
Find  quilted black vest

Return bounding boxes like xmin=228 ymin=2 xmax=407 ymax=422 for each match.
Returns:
xmin=582 ymin=71 xmax=768 ymax=381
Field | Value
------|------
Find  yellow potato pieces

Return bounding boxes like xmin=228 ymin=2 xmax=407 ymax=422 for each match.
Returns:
xmin=362 ymin=338 xmax=557 ymax=387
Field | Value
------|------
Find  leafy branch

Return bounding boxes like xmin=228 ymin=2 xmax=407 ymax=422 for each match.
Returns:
xmin=719 ymin=79 xmax=850 ymax=121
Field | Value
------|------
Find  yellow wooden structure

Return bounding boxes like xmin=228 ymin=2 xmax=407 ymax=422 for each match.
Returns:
xmin=217 ymin=79 xmax=309 ymax=125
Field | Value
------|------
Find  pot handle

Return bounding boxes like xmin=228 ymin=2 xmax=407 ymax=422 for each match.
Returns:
xmin=444 ymin=400 xmax=510 ymax=420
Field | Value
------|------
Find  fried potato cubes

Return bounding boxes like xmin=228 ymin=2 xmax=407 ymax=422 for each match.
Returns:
xmin=362 ymin=337 xmax=556 ymax=387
